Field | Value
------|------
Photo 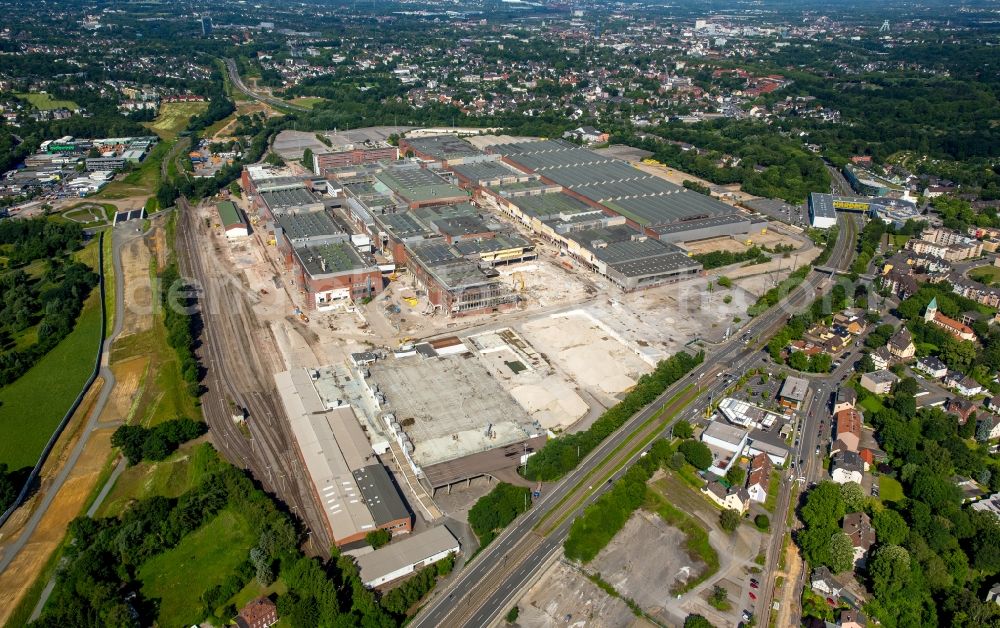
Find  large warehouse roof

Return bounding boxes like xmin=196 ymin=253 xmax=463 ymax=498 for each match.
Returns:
xmin=404 ymin=135 xmax=482 ymax=161
xmin=375 ymin=165 xmax=466 ymax=203
xmin=276 ymin=369 xmax=376 ymax=543
xmin=276 ymin=210 xmax=342 ymax=241
xmin=491 ymin=139 xmax=738 ymax=228
xmin=352 ymin=464 xmax=411 ymax=527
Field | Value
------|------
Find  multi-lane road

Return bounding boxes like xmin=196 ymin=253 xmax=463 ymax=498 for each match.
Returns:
xmin=223 ymin=58 xmax=309 ymax=113
xmin=413 ymin=213 xmax=860 ymax=627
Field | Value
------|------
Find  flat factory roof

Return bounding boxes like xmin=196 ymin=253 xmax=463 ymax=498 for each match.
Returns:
xmin=369 ymin=355 xmax=538 ymax=469
xmin=260 ymin=187 xmax=321 ymax=210
xmin=375 ymin=166 xmax=466 ymax=203
xmin=405 ymin=135 xmax=482 ymax=160
xmin=276 ymin=210 xmax=342 ymax=241
xmin=294 ymin=241 xmax=373 ymax=278
xmin=217 ymin=201 xmax=244 ymax=227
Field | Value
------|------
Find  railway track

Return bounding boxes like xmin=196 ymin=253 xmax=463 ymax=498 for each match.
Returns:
xmin=175 ymin=197 xmax=332 ymax=552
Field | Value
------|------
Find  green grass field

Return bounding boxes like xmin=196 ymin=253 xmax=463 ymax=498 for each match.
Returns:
xmin=144 ymin=102 xmax=209 ymax=141
xmin=98 ymin=442 xmax=221 ymax=517
xmin=16 ymin=92 xmax=78 ymax=110
xmin=0 ymin=241 xmax=104 ymax=469
xmin=970 ymin=265 xmax=1000 ymax=286
xmin=860 ymin=395 xmax=885 ymax=414
xmin=138 ymin=509 xmax=256 ymax=625
xmin=288 ymin=96 xmax=326 ymax=109
xmin=879 ymin=476 xmax=905 ymax=502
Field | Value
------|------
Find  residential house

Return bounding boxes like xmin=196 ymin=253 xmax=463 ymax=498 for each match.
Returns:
xmin=839 ymin=609 xmax=868 ymax=628
xmin=702 ymin=480 xmax=750 ymax=514
xmin=887 ymin=328 xmax=916 ymax=360
xmin=986 ymin=395 xmax=1000 ymax=413
xmin=811 ymin=566 xmax=843 ymax=597
xmin=870 ymin=347 xmax=892 ymax=371
xmin=843 ymin=512 xmax=876 ymax=568
xmin=860 ymin=370 xmax=899 ymax=395
xmin=986 ymin=582 xmax=1000 ymax=605
xmin=946 ymin=398 xmax=978 ymax=425
xmin=972 ymin=493 xmax=1000 ymax=518
xmin=915 ymin=355 xmax=948 ymax=379
xmin=746 ymin=452 xmax=772 ymax=503
xmin=831 ymin=450 xmax=864 ymax=484
xmin=833 ymin=310 xmax=867 ymax=335
xmin=235 ymin=597 xmax=279 ymax=628
xmin=945 ymin=371 xmax=983 ymax=398
xmin=834 ymin=409 xmax=863 ymax=452
xmin=833 ymin=387 xmax=857 ymax=414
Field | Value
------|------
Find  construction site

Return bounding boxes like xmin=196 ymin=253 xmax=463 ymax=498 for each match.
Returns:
xmin=174 ymin=130 xmax=810 ymax=559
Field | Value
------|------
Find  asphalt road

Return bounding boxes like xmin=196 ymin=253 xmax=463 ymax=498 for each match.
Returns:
xmin=413 ymin=213 xmax=861 ymax=627
xmin=223 ymin=58 xmax=309 ymax=113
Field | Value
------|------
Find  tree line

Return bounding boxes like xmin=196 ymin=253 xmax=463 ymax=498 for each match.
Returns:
xmin=111 ymin=418 xmax=206 ymax=466
xmin=522 ymin=351 xmax=703 ymax=481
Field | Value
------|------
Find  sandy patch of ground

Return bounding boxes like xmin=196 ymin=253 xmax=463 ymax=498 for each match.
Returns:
xmin=517 ymin=561 xmax=639 ymax=628
xmin=590 ymin=510 xmax=706 ymax=612
xmin=101 ymin=357 xmax=149 ymax=424
xmin=684 ymin=236 xmax=751 ymax=256
xmin=119 ymin=236 xmax=155 ymax=336
xmin=0 ymin=425 xmax=114 ymax=626
xmin=521 ymin=311 xmax=651 ymax=398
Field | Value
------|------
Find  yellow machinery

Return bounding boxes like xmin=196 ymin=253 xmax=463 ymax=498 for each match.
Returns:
xmin=388 ymin=272 xmax=398 ymax=281
xmin=403 ymin=296 xmax=418 ymax=307
xmin=512 ymin=271 xmax=525 ymax=292
xmin=745 ymin=239 xmax=753 ymax=246
xmin=760 ymin=227 xmax=767 ymax=235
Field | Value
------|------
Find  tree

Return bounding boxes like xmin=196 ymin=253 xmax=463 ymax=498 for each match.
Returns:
xmin=669 ymin=452 xmax=686 ymax=470
xmin=840 ymin=482 xmax=866 ymax=513
xmin=366 ymin=529 xmax=391 ymax=549
xmin=678 ymin=441 xmax=712 ymax=470
xmin=708 ymin=584 xmax=730 ymax=610
xmin=720 ymin=509 xmax=741 ymax=532
xmin=264 ymin=152 xmax=285 ymax=167
xmin=801 ymin=482 xmax=846 ymax=528
xmin=725 ymin=465 xmax=746 ymax=487
xmin=870 ymin=544 xmax=911 ymax=597
xmin=673 ymin=419 xmax=694 ymax=439
xmin=302 ymin=147 xmax=313 ymax=170
xmin=896 ymin=377 xmax=920 ymax=397
xmin=717 ymin=276 xmax=733 ymax=288
xmin=754 ymin=514 xmax=770 ymax=531
xmin=829 ymin=532 xmax=855 ymax=573
xmin=788 ymin=350 xmax=809 ymax=371
xmin=976 ymin=417 xmax=995 ymax=443
xmin=684 ymin=614 xmax=715 ymax=628
xmin=468 ymin=482 xmax=531 ymax=546
xmin=873 ymin=509 xmax=910 ymax=546
xmin=505 ymin=606 xmax=519 ymax=623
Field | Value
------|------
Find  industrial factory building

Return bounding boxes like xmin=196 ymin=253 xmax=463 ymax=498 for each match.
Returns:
xmin=276 ymin=368 xmax=413 ymax=548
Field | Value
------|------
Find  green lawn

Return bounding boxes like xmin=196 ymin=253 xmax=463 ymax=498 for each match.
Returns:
xmin=97 ymin=141 xmax=170 ymax=199
xmin=970 ymin=265 xmax=1000 ymax=286
xmin=879 ymin=476 xmax=904 ymax=502
xmin=890 ymin=234 xmax=910 ymax=248
xmin=16 ymin=92 xmax=78 ymax=110
xmin=860 ymin=396 xmax=885 ymax=414
xmin=0 ymin=241 xmax=104 ymax=469
xmin=138 ymin=509 xmax=256 ymax=625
